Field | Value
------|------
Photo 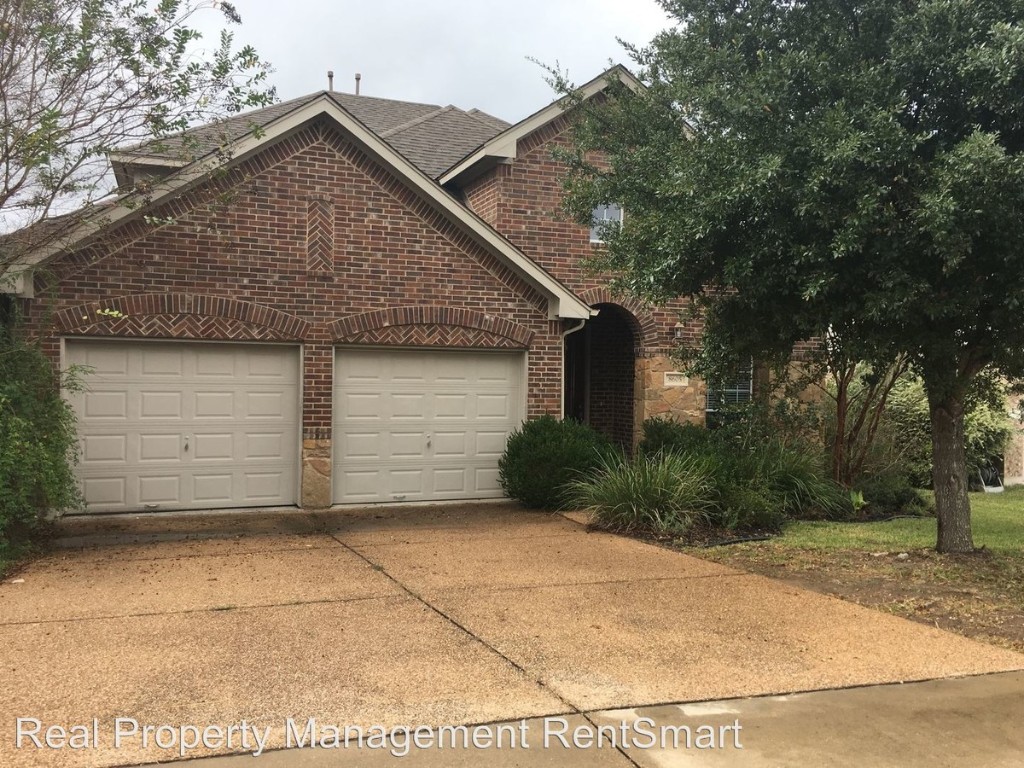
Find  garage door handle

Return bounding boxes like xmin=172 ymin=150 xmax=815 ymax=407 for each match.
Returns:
xmin=426 ymin=432 xmax=431 ymax=448
xmin=183 ymin=435 xmax=189 ymax=452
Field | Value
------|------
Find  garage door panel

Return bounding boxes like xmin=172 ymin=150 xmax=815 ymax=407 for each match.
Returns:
xmin=474 ymin=467 xmax=503 ymax=494
xmin=79 ymin=345 xmax=129 ymax=375
xmin=138 ymin=475 xmax=182 ymax=505
xmin=139 ymin=433 xmax=181 ymax=462
xmin=194 ymin=391 xmax=234 ymax=418
xmin=141 ymin=348 xmax=184 ymax=376
xmin=245 ymin=432 xmax=288 ymax=460
xmin=475 ymin=431 xmax=510 ymax=456
xmin=140 ymin=391 xmax=183 ymax=419
xmin=334 ymin=348 xmax=524 ymax=504
xmin=192 ymin=473 xmax=233 ymax=504
xmin=192 ymin=433 xmax=234 ymax=461
xmin=477 ymin=393 xmax=512 ymax=419
xmin=246 ymin=391 xmax=289 ymax=418
xmin=82 ymin=434 xmax=127 ymax=463
xmin=83 ymin=477 xmax=126 ymax=506
xmin=339 ymin=469 xmax=382 ymax=499
xmin=195 ymin=352 xmax=235 ymax=377
xmin=435 ymin=394 xmax=469 ymax=418
xmin=390 ymin=431 xmax=428 ymax=458
xmin=246 ymin=472 xmax=288 ymax=500
xmin=68 ymin=341 xmax=299 ymax=513
xmin=433 ymin=431 xmax=468 ymax=457
xmin=433 ymin=468 xmax=468 ymax=493
xmin=342 ymin=392 xmax=383 ymax=419
xmin=84 ymin=391 xmax=127 ymax=419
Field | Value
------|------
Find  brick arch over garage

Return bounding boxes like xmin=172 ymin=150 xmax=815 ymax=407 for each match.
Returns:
xmin=52 ymin=293 xmax=310 ymax=340
xmin=578 ymin=288 xmax=659 ymax=351
xmin=329 ymin=306 xmax=535 ymax=348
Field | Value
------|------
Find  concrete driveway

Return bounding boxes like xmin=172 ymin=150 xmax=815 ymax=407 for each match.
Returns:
xmin=1 ymin=504 xmax=1022 ymax=767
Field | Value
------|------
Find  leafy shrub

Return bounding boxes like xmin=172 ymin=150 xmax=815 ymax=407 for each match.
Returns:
xmin=638 ymin=418 xmax=713 ymax=456
xmin=499 ymin=415 xmax=614 ymax=509
xmin=0 ymin=332 xmax=82 ymax=555
xmin=713 ymin=484 xmax=785 ymax=531
xmin=854 ymin=473 xmax=932 ymax=517
xmin=838 ymin=372 xmax=1014 ymax=488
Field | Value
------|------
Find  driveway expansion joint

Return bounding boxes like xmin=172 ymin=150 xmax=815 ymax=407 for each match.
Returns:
xmin=325 ymin=531 xmax=648 ymax=768
xmin=0 ymin=593 xmax=404 ymax=629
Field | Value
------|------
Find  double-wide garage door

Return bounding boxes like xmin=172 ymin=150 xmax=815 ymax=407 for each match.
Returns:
xmin=67 ymin=340 xmax=300 ymax=513
xmin=333 ymin=348 xmax=525 ymax=504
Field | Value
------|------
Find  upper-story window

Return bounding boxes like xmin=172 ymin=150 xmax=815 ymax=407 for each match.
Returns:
xmin=705 ymin=360 xmax=754 ymax=429
xmin=590 ymin=203 xmax=623 ymax=243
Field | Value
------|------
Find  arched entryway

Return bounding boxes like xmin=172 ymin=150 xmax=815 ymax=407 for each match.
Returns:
xmin=564 ymin=302 xmax=639 ymax=448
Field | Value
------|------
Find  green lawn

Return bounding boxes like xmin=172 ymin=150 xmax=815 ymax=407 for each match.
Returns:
xmin=696 ymin=487 xmax=1024 ymax=652
xmin=779 ymin=488 xmax=1024 ymax=552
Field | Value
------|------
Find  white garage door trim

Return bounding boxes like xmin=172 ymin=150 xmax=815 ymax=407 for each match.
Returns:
xmin=65 ymin=339 xmax=301 ymax=514
xmin=333 ymin=347 xmax=527 ymax=504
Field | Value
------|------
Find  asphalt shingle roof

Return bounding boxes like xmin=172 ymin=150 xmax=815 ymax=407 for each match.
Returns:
xmin=116 ymin=91 xmax=510 ymax=180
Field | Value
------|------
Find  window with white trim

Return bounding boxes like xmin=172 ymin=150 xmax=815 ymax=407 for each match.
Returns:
xmin=705 ymin=360 xmax=754 ymax=427
xmin=590 ymin=203 xmax=623 ymax=243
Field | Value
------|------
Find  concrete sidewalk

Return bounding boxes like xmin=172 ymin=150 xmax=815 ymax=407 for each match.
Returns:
xmin=1 ymin=504 xmax=1021 ymax=767
xmin=189 ymin=671 xmax=1024 ymax=767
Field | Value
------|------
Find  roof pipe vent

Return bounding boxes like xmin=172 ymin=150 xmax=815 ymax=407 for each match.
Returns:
xmin=355 ymin=72 xmax=361 ymax=96
xmin=327 ymin=70 xmax=334 ymax=91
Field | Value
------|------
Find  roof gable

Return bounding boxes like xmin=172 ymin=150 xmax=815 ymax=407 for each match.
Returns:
xmin=8 ymin=95 xmax=590 ymax=319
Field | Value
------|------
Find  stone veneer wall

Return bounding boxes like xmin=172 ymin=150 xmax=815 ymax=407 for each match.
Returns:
xmin=637 ymin=355 xmax=708 ymax=438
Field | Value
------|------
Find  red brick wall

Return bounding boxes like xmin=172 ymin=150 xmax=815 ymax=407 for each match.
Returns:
xmin=459 ymin=116 xmax=695 ymax=358
xmin=27 ymin=117 xmax=564 ymax=439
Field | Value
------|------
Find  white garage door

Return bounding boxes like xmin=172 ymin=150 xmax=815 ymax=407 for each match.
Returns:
xmin=334 ymin=348 xmax=525 ymax=504
xmin=66 ymin=340 xmax=300 ymax=513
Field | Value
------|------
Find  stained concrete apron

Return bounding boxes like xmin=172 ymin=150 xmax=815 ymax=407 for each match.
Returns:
xmin=1 ymin=504 xmax=1021 ymax=767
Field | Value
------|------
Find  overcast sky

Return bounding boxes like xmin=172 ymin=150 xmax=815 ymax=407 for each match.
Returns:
xmin=221 ymin=0 xmax=673 ymax=121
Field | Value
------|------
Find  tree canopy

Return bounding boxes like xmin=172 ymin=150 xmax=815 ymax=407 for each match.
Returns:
xmin=558 ymin=0 xmax=1024 ymax=552
xmin=0 ymin=0 xmax=274 ymax=243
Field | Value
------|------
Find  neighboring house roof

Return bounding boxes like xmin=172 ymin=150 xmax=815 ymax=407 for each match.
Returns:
xmin=111 ymin=92 xmax=510 ymax=181
xmin=5 ymin=94 xmax=591 ymax=319
xmin=439 ymin=64 xmax=643 ymax=187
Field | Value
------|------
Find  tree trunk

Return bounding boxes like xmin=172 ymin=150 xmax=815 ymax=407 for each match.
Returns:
xmin=929 ymin=395 xmax=974 ymax=554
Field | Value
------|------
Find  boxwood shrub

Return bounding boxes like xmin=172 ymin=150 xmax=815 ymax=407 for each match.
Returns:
xmin=499 ymin=415 xmax=615 ymax=509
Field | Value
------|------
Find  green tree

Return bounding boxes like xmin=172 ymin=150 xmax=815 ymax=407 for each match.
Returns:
xmin=0 ymin=0 xmax=272 ymax=544
xmin=0 ymin=0 xmax=274 ymax=256
xmin=557 ymin=0 xmax=1024 ymax=553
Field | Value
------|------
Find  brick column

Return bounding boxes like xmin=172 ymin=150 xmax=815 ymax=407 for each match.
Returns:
xmin=301 ymin=334 xmax=333 ymax=508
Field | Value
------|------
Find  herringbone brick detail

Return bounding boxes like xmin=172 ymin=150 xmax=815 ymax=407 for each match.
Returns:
xmin=343 ymin=324 xmax=525 ymax=348
xmin=54 ymin=293 xmax=310 ymax=339
xmin=306 ymin=196 xmax=334 ymax=273
xmin=331 ymin=305 xmax=534 ymax=345
xmin=62 ymin=314 xmax=293 ymax=341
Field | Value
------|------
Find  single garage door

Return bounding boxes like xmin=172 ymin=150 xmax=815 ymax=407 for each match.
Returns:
xmin=66 ymin=340 xmax=300 ymax=513
xmin=334 ymin=348 xmax=525 ymax=504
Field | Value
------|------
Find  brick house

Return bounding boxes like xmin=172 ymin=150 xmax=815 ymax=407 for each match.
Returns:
xmin=3 ymin=66 xmax=725 ymax=514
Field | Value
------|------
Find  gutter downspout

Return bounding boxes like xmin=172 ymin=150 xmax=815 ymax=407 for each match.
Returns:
xmin=560 ymin=316 xmax=589 ymax=420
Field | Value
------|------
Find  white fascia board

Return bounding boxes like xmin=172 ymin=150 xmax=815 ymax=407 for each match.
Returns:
xmin=1 ymin=268 xmax=34 ymax=298
xmin=106 ymin=152 xmax=189 ymax=168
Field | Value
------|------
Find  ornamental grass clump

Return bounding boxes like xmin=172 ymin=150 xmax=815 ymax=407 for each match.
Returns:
xmin=566 ymin=452 xmax=715 ymax=535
